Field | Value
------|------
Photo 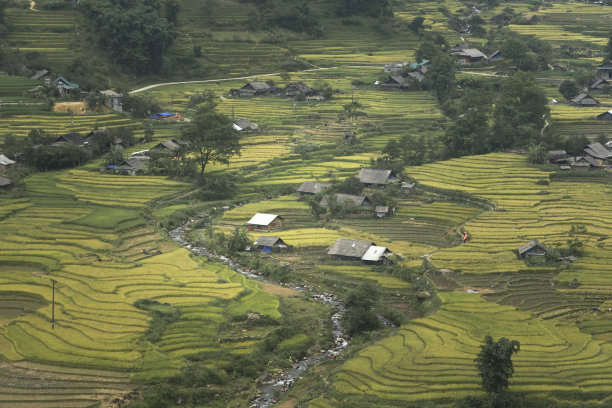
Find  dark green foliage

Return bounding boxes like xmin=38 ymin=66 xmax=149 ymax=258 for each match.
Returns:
xmin=527 ymin=143 xmax=547 ymax=164
xmin=342 ymin=101 xmax=367 ymax=121
xmin=415 ymin=40 xmax=446 ymax=62
xmin=495 ymin=31 xmax=551 ymax=72
xmin=605 ymin=31 xmax=612 ymax=61
xmin=104 ymin=145 xmax=124 ymax=166
xmin=343 ymin=282 xmax=382 ymax=336
xmin=425 ymin=53 xmax=455 ymax=104
xmin=559 ymin=80 xmax=579 ymax=100
xmin=409 ymin=16 xmax=426 ymax=33
xmin=336 ymin=176 xmax=363 ymax=194
xmin=443 ymin=90 xmax=493 ymax=157
xmin=24 ymin=144 xmax=88 ymax=171
xmin=122 ymin=95 xmax=161 ymax=119
xmin=383 ymin=134 xmax=440 ymax=165
xmin=226 ymin=226 xmax=251 ymax=253
xmin=334 ymin=0 xmax=393 ymax=18
xmin=79 ymin=0 xmax=177 ymax=74
xmin=129 ymin=383 xmax=177 ymax=408
xmin=133 ymin=299 xmax=181 ymax=343
xmin=188 ymin=90 xmax=218 ymax=112
xmin=475 ymin=335 xmax=520 ymax=395
xmin=181 ymin=111 xmax=241 ymax=182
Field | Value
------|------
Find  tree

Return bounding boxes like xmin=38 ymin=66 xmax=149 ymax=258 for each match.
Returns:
xmin=425 ymin=53 xmax=455 ymax=104
xmin=342 ymin=101 xmax=367 ymax=121
xmin=475 ymin=336 xmax=520 ymax=395
xmin=226 ymin=226 xmax=251 ymax=253
xmin=527 ymin=143 xmax=547 ymax=164
xmin=336 ymin=176 xmax=363 ymax=195
xmin=181 ymin=112 xmax=241 ymax=182
xmin=343 ymin=282 xmax=382 ymax=336
xmin=105 ymin=145 xmax=124 ymax=166
xmin=559 ymin=79 xmax=579 ymax=100
xmin=408 ymin=16 xmax=425 ymax=33
xmin=605 ymin=31 xmax=612 ymax=61
xmin=443 ymin=90 xmax=493 ymax=157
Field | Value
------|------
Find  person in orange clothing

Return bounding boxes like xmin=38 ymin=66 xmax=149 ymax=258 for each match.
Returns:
xmin=463 ymin=231 xmax=469 ymax=243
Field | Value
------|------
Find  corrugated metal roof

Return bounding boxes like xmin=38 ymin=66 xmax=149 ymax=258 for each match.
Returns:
xmin=297 ymin=181 xmax=331 ymax=194
xmin=253 ymin=236 xmax=285 ymax=246
xmin=247 ymin=213 xmax=280 ymax=226
xmin=357 ymin=168 xmax=395 ymax=185
xmin=0 ymin=154 xmax=16 ymax=166
xmin=361 ymin=246 xmax=389 ymax=262
xmin=327 ymin=238 xmax=373 ymax=258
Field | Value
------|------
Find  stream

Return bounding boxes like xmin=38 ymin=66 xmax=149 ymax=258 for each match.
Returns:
xmin=169 ymin=220 xmax=350 ymax=408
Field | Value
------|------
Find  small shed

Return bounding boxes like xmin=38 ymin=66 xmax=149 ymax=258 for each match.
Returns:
xmin=0 ymin=176 xmax=13 ymax=190
xmin=0 ymin=154 xmax=16 ymax=171
xmin=297 ymin=181 xmax=331 ymax=197
xmin=570 ymin=93 xmax=600 ymax=107
xmin=232 ymin=81 xmax=274 ymax=97
xmin=320 ymin=194 xmax=371 ymax=210
xmin=283 ymin=82 xmax=315 ymax=97
xmin=375 ymin=206 xmax=394 ymax=218
xmin=517 ymin=239 xmax=549 ymax=259
xmin=401 ymin=182 xmax=416 ymax=194
xmin=548 ymin=150 xmax=568 ymax=163
xmin=233 ymin=118 xmax=259 ymax=132
xmin=596 ymin=110 xmax=612 ymax=120
xmin=343 ymin=131 xmax=356 ymax=144
xmin=328 ymin=238 xmax=374 ymax=261
xmin=252 ymin=236 xmax=292 ymax=253
xmin=100 ymin=90 xmax=123 ymax=112
xmin=361 ymin=245 xmax=392 ymax=265
xmin=247 ymin=213 xmax=283 ymax=231
xmin=357 ymin=168 xmax=398 ymax=187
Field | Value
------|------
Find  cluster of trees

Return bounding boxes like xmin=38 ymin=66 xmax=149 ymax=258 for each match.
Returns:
xmin=78 ymin=0 xmax=178 ymax=74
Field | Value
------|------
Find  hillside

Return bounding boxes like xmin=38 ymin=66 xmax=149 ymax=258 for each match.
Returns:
xmin=1 ymin=0 xmax=612 ymax=407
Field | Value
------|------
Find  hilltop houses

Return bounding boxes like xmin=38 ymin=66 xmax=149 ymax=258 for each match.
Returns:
xmin=357 ymin=168 xmax=398 ymax=187
xmin=247 ymin=213 xmax=283 ymax=231
xmin=232 ymin=81 xmax=274 ymax=97
xmin=296 ymin=181 xmax=331 ymax=197
xmin=110 ymin=158 xmax=149 ymax=176
xmin=327 ymin=238 xmax=392 ymax=265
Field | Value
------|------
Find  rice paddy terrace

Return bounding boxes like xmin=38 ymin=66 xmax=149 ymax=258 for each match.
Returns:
xmin=0 ymin=170 xmax=284 ymax=407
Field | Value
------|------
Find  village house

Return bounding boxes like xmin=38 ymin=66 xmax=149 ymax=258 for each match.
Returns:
xmin=589 ymin=78 xmax=610 ymax=91
xmin=596 ymin=110 xmax=612 ymax=120
xmin=251 ymin=236 xmax=292 ymax=253
xmin=583 ymin=142 xmax=612 ymax=161
xmin=51 ymin=76 xmax=79 ymax=96
xmin=319 ymin=193 xmax=372 ymax=210
xmin=488 ymin=50 xmax=502 ymax=62
xmin=327 ymin=238 xmax=374 ymax=261
xmin=517 ymin=239 xmax=549 ymax=259
xmin=380 ymin=75 xmax=413 ymax=90
xmin=232 ymin=81 xmax=274 ymax=97
xmin=597 ymin=60 xmax=612 ymax=80
xmin=375 ymin=205 xmax=394 ymax=219
xmin=283 ymin=82 xmax=315 ymax=98
xmin=551 ymin=62 xmax=569 ymax=72
xmin=52 ymin=133 xmax=84 ymax=147
xmin=247 ymin=213 xmax=283 ymax=231
xmin=451 ymin=48 xmax=487 ymax=64
xmin=110 ymin=158 xmax=149 ymax=176
xmin=569 ymin=155 xmax=605 ymax=171
xmin=327 ymin=238 xmax=392 ymax=265
xmin=100 ymin=90 xmax=123 ymax=112
xmin=152 ymin=140 xmax=186 ymax=152
xmin=233 ymin=118 xmax=259 ymax=132
xmin=0 ymin=154 xmax=16 ymax=172
xmin=449 ymin=43 xmax=469 ymax=53
xmin=361 ymin=245 xmax=393 ymax=265
xmin=383 ymin=61 xmax=409 ymax=73
xmin=357 ymin=168 xmax=398 ymax=187
xmin=296 ymin=181 xmax=331 ymax=198
xmin=0 ymin=176 xmax=13 ymax=190
xmin=570 ymin=93 xmax=600 ymax=107
xmin=401 ymin=182 xmax=416 ymax=194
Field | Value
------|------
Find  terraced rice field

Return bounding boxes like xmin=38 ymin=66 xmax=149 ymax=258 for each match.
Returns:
xmin=317 ymin=153 xmax=612 ymax=406
xmin=0 ymin=169 xmax=282 ymax=405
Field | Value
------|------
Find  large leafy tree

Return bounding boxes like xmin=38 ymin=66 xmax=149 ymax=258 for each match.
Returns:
xmin=181 ymin=112 xmax=241 ymax=182
xmin=443 ymin=90 xmax=493 ymax=157
xmin=475 ymin=336 xmax=520 ymax=395
xmin=425 ymin=53 xmax=455 ymax=104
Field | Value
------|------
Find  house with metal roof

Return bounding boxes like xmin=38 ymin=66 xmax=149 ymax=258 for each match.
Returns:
xmin=583 ymin=143 xmax=612 ymax=160
xmin=51 ymin=76 xmax=79 ymax=96
xmin=517 ymin=240 xmax=549 ymax=259
xmin=100 ymin=90 xmax=123 ymax=112
xmin=596 ymin=110 xmax=612 ymax=120
xmin=451 ymin=48 xmax=487 ymax=64
xmin=30 ymin=69 xmax=50 ymax=80
xmin=0 ymin=154 xmax=16 ymax=171
xmin=111 ymin=158 xmax=149 ymax=176
xmin=233 ymin=118 xmax=259 ymax=132
xmin=0 ymin=176 xmax=13 ymax=190
xmin=570 ymin=93 xmax=600 ymax=107
xmin=283 ymin=82 xmax=315 ymax=97
xmin=297 ymin=181 xmax=331 ymax=197
xmin=597 ymin=60 xmax=612 ymax=79
xmin=247 ymin=213 xmax=283 ymax=231
xmin=232 ymin=81 xmax=274 ymax=97
xmin=589 ymin=78 xmax=610 ymax=91
xmin=252 ymin=236 xmax=292 ymax=253
xmin=319 ymin=194 xmax=371 ymax=210
xmin=357 ymin=168 xmax=398 ymax=187
xmin=361 ymin=245 xmax=392 ymax=265
xmin=327 ymin=238 xmax=374 ymax=261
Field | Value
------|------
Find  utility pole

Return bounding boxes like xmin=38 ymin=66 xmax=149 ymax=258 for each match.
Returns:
xmin=51 ymin=279 xmax=57 ymax=329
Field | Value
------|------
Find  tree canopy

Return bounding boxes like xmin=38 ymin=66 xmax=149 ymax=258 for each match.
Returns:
xmin=475 ymin=336 xmax=520 ymax=395
xmin=181 ymin=112 xmax=241 ymax=182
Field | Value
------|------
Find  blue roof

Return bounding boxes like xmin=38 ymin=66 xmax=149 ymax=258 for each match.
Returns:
xmin=51 ymin=76 xmax=79 ymax=88
xmin=151 ymin=112 xmax=177 ymax=118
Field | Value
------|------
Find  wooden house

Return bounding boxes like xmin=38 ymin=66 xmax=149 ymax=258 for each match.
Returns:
xmin=296 ymin=181 xmax=331 ymax=197
xmin=570 ymin=93 xmax=600 ymax=107
xmin=452 ymin=48 xmax=487 ymax=64
xmin=449 ymin=43 xmax=470 ymax=53
xmin=596 ymin=110 xmax=612 ymax=120
xmin=383 ymin=62 xmax=409 ymax=73
xmin=380 ymin=75 xmax=413 ymax=90
xmin=153 ymin=140 xmax=182 ymax=152
xmin=547 ymin=150 xmax=568 ymax=163
xmin=597 ymin=61 xmax=612 ymax=80
xmin=233 ymin=118 xmax=259 ymax=132
xmin=357 ymin=168 xmax=398 ymax=187
xmin=375 ymin=205 xmax=394 ymax=219
xmin=232 ymin=81 xmax=274 ymax=97
xmin=589 ymin=78 xmax=610 ymax=91
xmin=52 ymin=133 xmax=84 ymax=147
xmin=283 ymin=82 xmax=315 ymax=97
xmin=327 ymin=238 xmax=374 ymax=261
xmin=319 ymin=193 xmax=371 ymax=210
xmin=0 ymin=176 xmax=13 ymax=190
xmin=583 ymin=142 xmax=612 ymax=161
xmin=100 ymin=90 xmax=123 ymax=113
xmin=252 ymin=236 xmax=292 ymax=253
xmin=569 ymin=155 xmax=605 ymax=171
xmin=111 ymin=158 xmax=149 ymax=176
xmin=517 ymin=239 xmax=549 ymax=259
xmin=247 ymin=213 xmax=283 ymax=231
xmin=0 ymin=154 xmax=16 ymax=171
